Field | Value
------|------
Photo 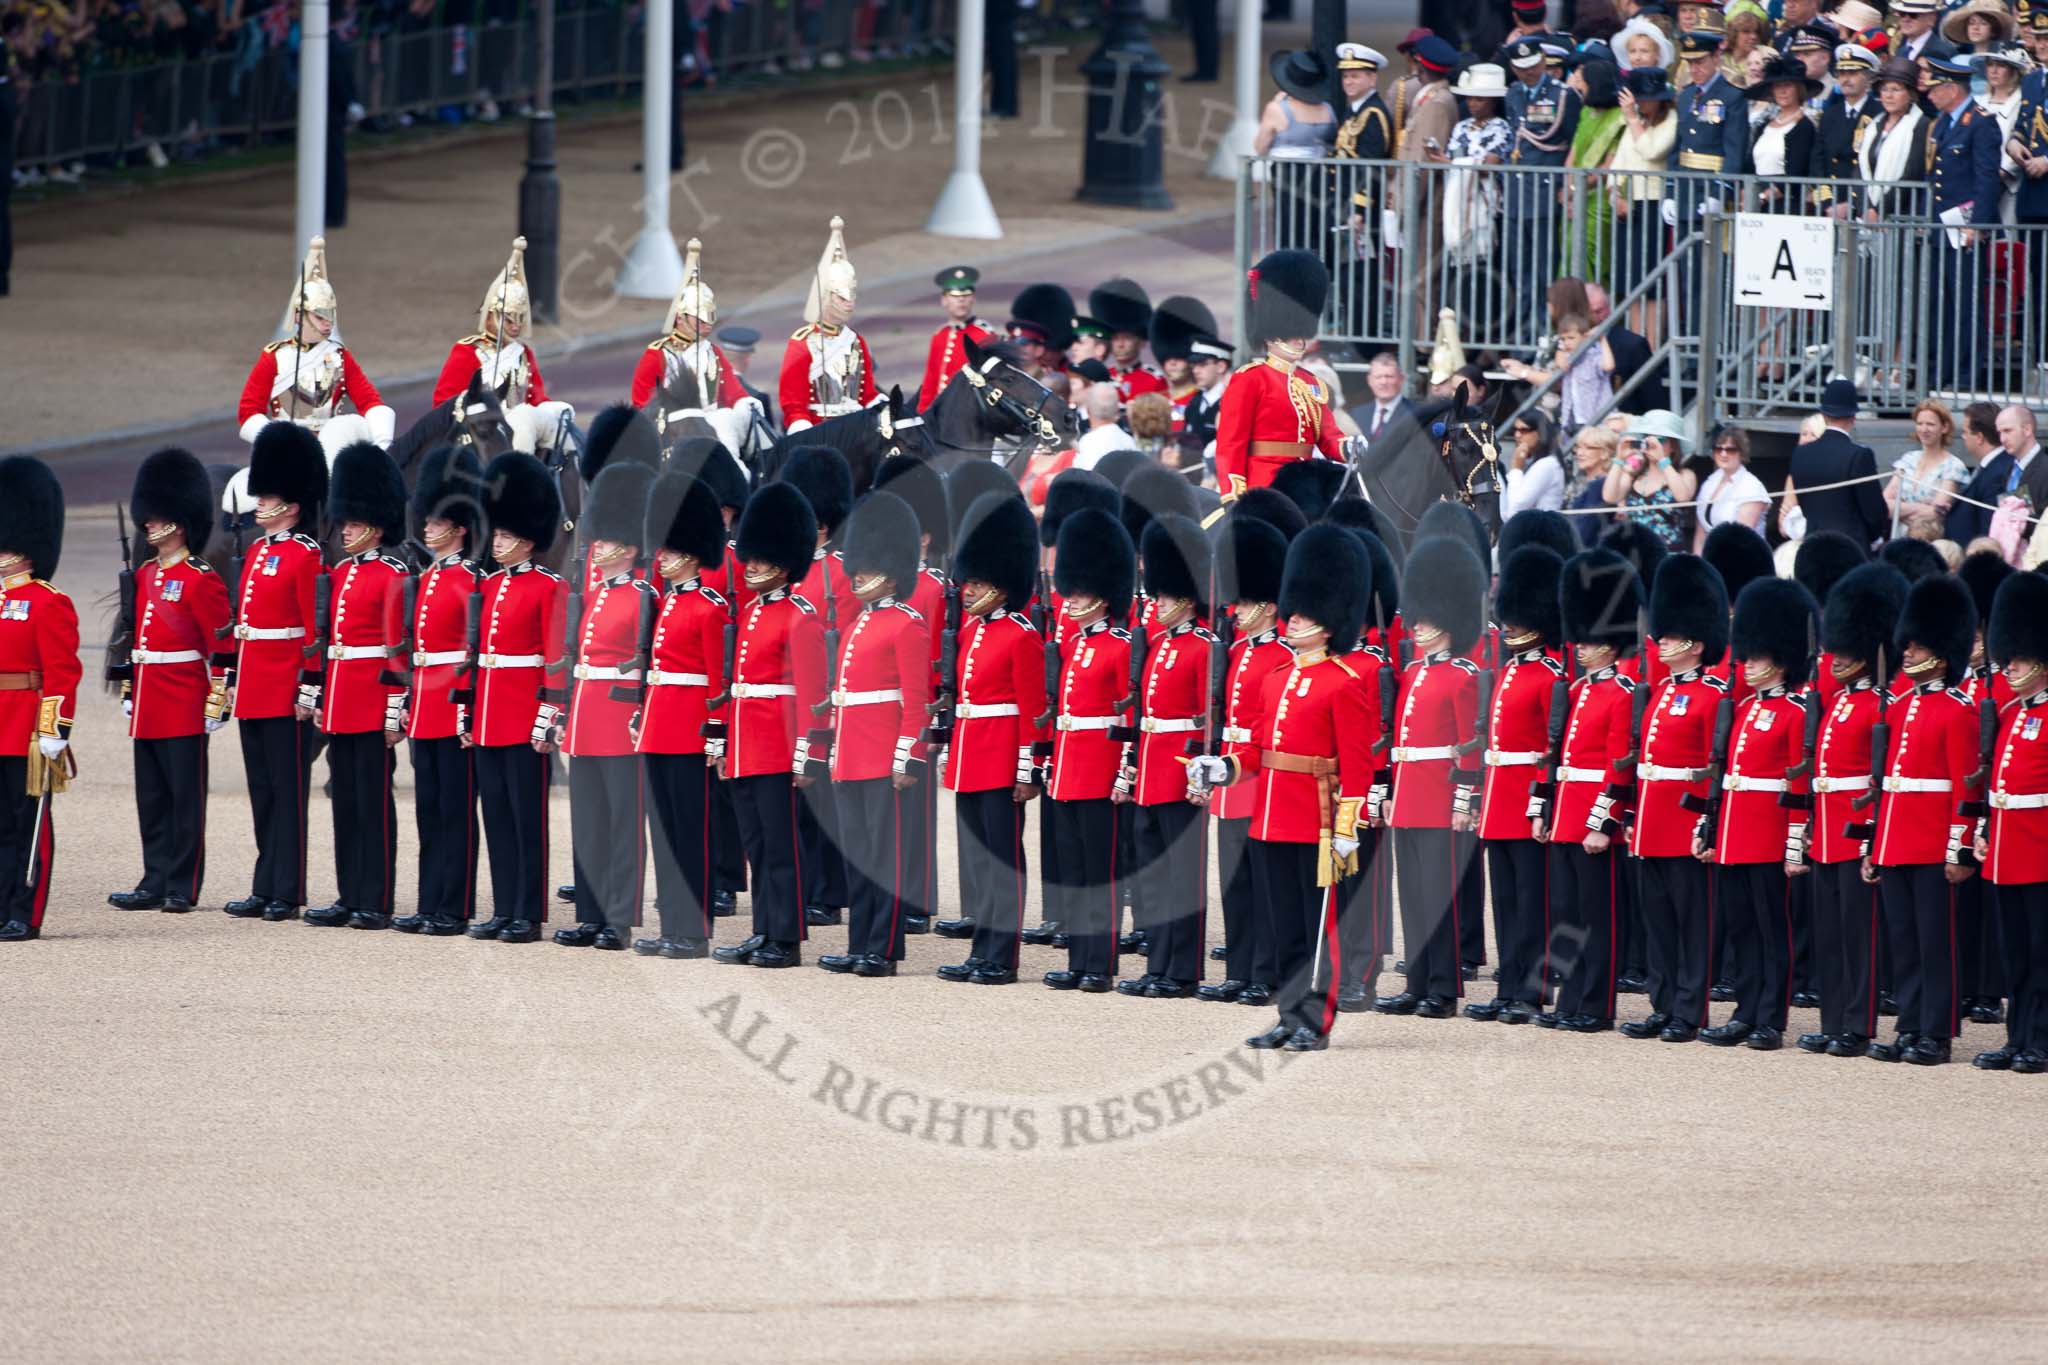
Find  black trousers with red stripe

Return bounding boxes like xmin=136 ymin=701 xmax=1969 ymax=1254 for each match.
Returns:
xmin=239 ymin=715 xmax=313 ymax=907
xmin=956 ymin=785 xmax=1027 ymax=971
xmin=132 ymin=735 xmax=206 ymax=903
xmin=646 ymin=752 xmax=712 ymax=942
xmin=709 ymin=771 xmax=745 ymax=897
xmin=838 ymin=776 xmax=907 ymax=960
xmin=411 ymin=736 xmax=477 ymax=922
xmin=1335 ymin=829 xmax=1387 ymax=995
xmin=1486 ymin=838 xmax=1552 ymax=1006
xmin=1051 ymin=795 xmax=1120 ymax=978
xmin=1137 ymin=799 xmax=1208 ymax=984
xmin=797 ymin=776 xmax=848 ymax=912
xmin=1395 ymin=826 xmax=1465 ymax=1002
xmin=1639 ymin=854 xmax=1713 ymax=1027
xmin=1456 ymin=828 xmax=1486 ymax=968
xmin=732 ymin=771 xmax=805 ymax=945
xmin=1996 ymin=882 xmax=2048 ymax=1052
xmin=571 ymin=754 xmax=645 ymax=931
xmin=1880 ymin=861 xmax=1959 ymax=1041
xmin=896 ymin=765 xmax=935 ymax=921
xmin=1252 ymin=837 xmax=1340 ymax=1035
xmin=1722 ymin=860 xmax=1794 ymax=1033
xmin=0 ymin=756 xmax=53 ymax=928
xmin=327 ymin=730 xmax=397 ymax=916
xmin=1549 ymin=841 xmax=1618 ymax=1022
xmin=1217 ymin=816 xmax=1262 ymax=986
xmin=475 ymin=742 xmax=550 ymax=923
xmin=1813 ymin=859 xmax=1880 ymax=1040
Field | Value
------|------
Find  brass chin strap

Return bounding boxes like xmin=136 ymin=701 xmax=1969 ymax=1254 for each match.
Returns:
xmin=2008 ymin=663 xmax=2045 ymax=693
xmin=853 ymin=573 xmax=891 ymax=602
xmin=1657 ymin=638 xmax=1696 ymax=663
xmin=1284 ymin=626 xmax=1325 ymax=649
xmin=1831 ymin=656 xmax=1865 ymax=680
xmin=255 ymin=505 xmax=288 ymax=524
xmin=1062 ymin=596 xmax=1102 ymax=621
xmin=966 ymin=588 xmax=1003 ymax=617
xmin=744 ymin=569 xmax=785 ymax=591
xmin=146 ymin=525 xmax=178 ymax=545
xmin=1903 ymin=655 xmax=1943 ymax=677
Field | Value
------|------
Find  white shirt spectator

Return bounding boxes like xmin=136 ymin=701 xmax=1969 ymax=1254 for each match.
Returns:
xmin=1699 ymin=465 xmax=1771 ymax=529
xmin=1073 ymin=422 xmax=1137 ymax=471
xmin=1505 ymin=455 xmax=1566 ymax=516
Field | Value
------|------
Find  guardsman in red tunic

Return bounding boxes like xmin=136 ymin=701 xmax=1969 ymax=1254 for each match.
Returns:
xmin=433 ymin=235 xmax=576 ymax=452
xmin=1376 ymin=535 xmax=1486 ymax=1017
xmin=229 ymin=423 xmax=328 ymax=923
xmin=1148 ymin=295 xmax=1219 ymax=433
xmin=1188 ymin=524 xmax=1377 ymax=1052
xmin=1467 ymin=544 xmax=1571 ymax=1025
xmin=630 ymin=238 xmax=761 ymax=430
xmin=1005 ymin=283 xmax=1077 ymax=380
xmin=113 ymin=450 xmax=230 ymax=915
xmin=1957 ymin=551 xmax=2017 ymax=1026
xmin=917 ymin=265 xmax=994 ymax=408
xmin=1868 ymin=574 xmax=1985 ymax=1066
xmin=1194 ymin=513 xmax=1293 ymax=1005
xmin=1617 ymin=555 xmax=1727 ymax=1043
xmin=1698 ymin=579 xmax=1819 ymax=1051
xmin=236 ymin=236 xmax=396 ymax=458
xmin=1977 ymin=571 xmax=2048 ymax=1073
xmin=1800 ymin=563 xmax=1909 ymax=1057
xmin=779 ymin=216 xmax=880 ymax=432
xmin=936 ymin=492 xmax=1049 ymax=985
xmin=1212 ymin=251 xmax=1354 ymax=500
xmin=1088 ymin=278 xmax=1170 ymax=404
xmin=466 ymin=453 xmax=569 ymax=944
xmin=393 ymin=448 xmax=485 ymax=936
xmin=1791 ymin=531 xmax=1870 ymax=707
xmin=303 ymin=444 xmax=410 ymax=930
xmin=554 ymin=463 xmax=661 ymax=951
xmin=1540 ymin=548 xmax=1643 ymax=1032
xmin=818 ymin=492 xmax=933 ymax=976
xmin=633 ymin=472 xmax=731 ymax=959
xmin=711 ymin=483 xmax=828 ymax=967
xmin=782 ymin=447 xmax=860 ymax=927
xmin=0 ymin=458 xmax=80 ymax=942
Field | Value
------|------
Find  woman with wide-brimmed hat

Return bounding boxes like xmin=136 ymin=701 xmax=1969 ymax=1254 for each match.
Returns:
xmin=1942 ymin=0 xmax=2018 ymax=51
xmin=1602 ymin=408 xmax=1698 ymax=552
xmin=1747 ymin=55 xmax=1819 ymax=206
xmin=1254 ymin=49 xmax=1338 ymax=259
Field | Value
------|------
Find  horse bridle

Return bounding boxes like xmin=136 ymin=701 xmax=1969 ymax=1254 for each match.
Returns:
xmin=1364 ymin=418 xmax=1504 ymax=531
xmin=959 ymin=354 xmax=1065 ymax=452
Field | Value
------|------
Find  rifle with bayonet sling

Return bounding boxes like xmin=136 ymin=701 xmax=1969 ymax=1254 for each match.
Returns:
xmin=705 ymin=546 xmax=739 ymax=713
xmin=380 ymin=570 xmax=419 ymax=692
xmin=1682 ymin=689 xmax=1737 ymax=852
xmin=105 ymin=505 xmax=137 ymax=690
xmin=924 ymin=571 xmax=962 ymax=747
xmin=1527 ymin=673 xmax=1572 ymax=826
xmin=810 ymin=556 xmax=842 ymax=720
xmin=1032 ymin=566 xmax=1059 ymax=731
xmin=1620 ymin=612 xmax=1650 ymax=771
xmin=1849 ymin=648 xmax=1890 ymax=833
xmin=611 ymin=578 xmax=659 ymax=714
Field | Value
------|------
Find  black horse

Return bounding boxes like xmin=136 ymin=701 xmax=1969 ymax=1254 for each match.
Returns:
xmin=1352 ymin=382 xmax=1503 ymax=558
xmin=754 ymin=387 xmax=919 ymax=493
xmin=906 ymin=335 xmax=1082 ymax=478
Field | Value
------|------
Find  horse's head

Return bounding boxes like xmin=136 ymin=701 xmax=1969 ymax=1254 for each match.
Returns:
xmin=1432 ymin=382 xmax=1504 ymax=536
xmin=959 ymin=335 xmax=1083 ymax=449
xmin=455 ymin=371 xmax=526 ymax=457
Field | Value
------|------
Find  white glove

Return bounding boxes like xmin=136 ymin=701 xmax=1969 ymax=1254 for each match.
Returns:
xmin=296 ymin=682 xmax=322 ymax=712
xmin=38 ymin=735 xmax=67 ymax=759
xmin=1341 ymin=433 xmax=1368 ymax=462
xmin=123 ymin=699 xmax=134 ymax=720
xmin=1701 ymin=196 xmax=1723 ymax=217
xmin=1660 ymin=199 xmax=1678 ymax=228
xmin=366 ymin=404 xmax=397 ymax=450
xmin=1186 ymin=754 xmax=1231 ymax=789
xmin=238 ymin=413 xmax=271 ymax=443
xmin=1332 ymin=835 xmax=1360 ymax=862
xmin=1369 ymin=781 xmax=1391 ymax=821
xmin=207 ymin=716 xmax=230 ymax=733
xmin=705 ymin=738 xmax=726 ymax=762
xmin=793 ymin=736 xmax=814 ymax=774
xmin=531 ymin=702 xmax=561 ymax=747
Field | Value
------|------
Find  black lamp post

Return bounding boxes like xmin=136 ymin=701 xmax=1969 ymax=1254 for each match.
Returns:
xmin=1075 ymin=0 xmax=1173 ymax=210
xmin=518 ymin=0 xmax=560 ymax=323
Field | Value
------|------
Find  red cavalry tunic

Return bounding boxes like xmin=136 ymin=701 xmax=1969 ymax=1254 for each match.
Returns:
xmin=1631 ymin=668 xmax=1723 ymax=857
xmin=631 ymin=337 xmax=749 ymax=410
xmin=1551 ymin=665 xmax=1636 ymax=840
xmin=1215 ymin=630 xmax=1291 ymax=821
xmin=320 ymin=551 xmax=407 ymax=735
xmin=1872 ymin=681 xmax=1982 ymax=867
xmin=1713 ymin=686 xmax=1810 ymax=864
xmin=1132 ymin=620 xmax=1215 ymax=806
xmin=918 ymin=318 xmax=994 ymax=409
xmin=1812 ymin=678 xmax=1883 ymax=865
xmin=636 ymin=577 xmax=728 ymax=756
xmin=234 ymin=530 xmax=323 ymax=719
xmin=405 ymin=554 xmax=479 ymax=742
xmin=942 ymin=610 xmax=1049 ymax=794
xmin=431 ymin=339 xmax=550 ymax=407
xmin=1047 ymin=618 xmax=1130 ymax=802
xmin=778 ymin=324 xmax=880 ymax=430
xmin=472 ymin=561 xmax=569 ymax=749
xmin=236 ymin=342 xmax=385 ymax=428
xmin=566 ymin=574 xmax=656 ymax=758
xmin=829 ymin=598 xmax=933 ymax=781
xmin=130 ymin=552 xmax=230 ymax=740
xmin=1234 ymin=650 xmax=1374 ymax=845
xmin=1212 ymin=357 xmax=1345 ymax=500
xmin=1389 ymin=652 xmax=1480 ymax=829
xmin=726 ymin=587 xmax=827 ymax=779
xmin=1986 ymin=689 xmax=2048 ymax=886
xmin=0 ymin=571 xmax=80 ymax=753
xmin=1478 ymin=648 xmax=1566 ymax=842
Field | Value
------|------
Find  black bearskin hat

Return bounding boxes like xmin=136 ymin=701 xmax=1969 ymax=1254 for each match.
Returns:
xmin=1731 ymin=577 xmax=1819 ymax=688
xmin=584 ymin=461 xmax=657 ymax=549
xmin=248 ymin=421 xmax=328 ymax=515
xmin=1041 ymin=468 xmax=1120 ymax=549
xmin=0 ymin=456 xmax=63 ymax=580
xmin=1792 ymin=529 xmax=1867 ymax=607
xmin=410 ymin=446 xmax=486 ymax=553
xmin=130 ymin=448 xmax=214 ymax=558
xmin=1494 ymin=545 xmax=1564 ymax=647
xmin=778 ymin=445 xmax=855 ymax=535
xmin=1415 ymin=498 xmax=1492 ymax=576
xmin=1895 ymin=574 xmax=1976 ymax=686
xmin=646 ymin=469 xmax=728 ymax=568
xmin=1279 ymin=524 xmax=1371 ymax=654
xmin=1149 ymin=295 xmax=1219 ymax=364
xmin=1649 ymin=554 xmax=1731 ymax=664
xmin=1821 ymin=562 xmax=1908 ymax=669
xmin=1053 ymin=507 xmax=1137 ymax=618
xmin=1270 ymin=459 xmax=1349 ymax=523
xmin=1988 ymin=569 xmax=2048 ymax=671
xmin=872 ymin=454 xmax=950 ymax=557
xmin=1403 ymin=536 xmax=1488 ymax=656
xmin=1880 ymin=536 xmax=1947 ymax=584
xmin=579 ymin=403 xmax=662 ymax=484
xmin=1008 ymin=283 xmax=1077 ymax=352
xmin=1246 ymin=249 xmax=1328 ymax=346
xmin=734 ymin=481 xmax=818 ymax=583
xmin=1218 ymin=513 xmax=1290 ymax=607
xmin=482 ymin=452 xmax=563 ymax=554
xmin=1091 ymin=448 xmax=1149 ymax=491
xmin=843 ymin=491 xmax=923 ymax=591
xmin=1120 ymin=461 xmax=1200 ymax=549
xmin=1497 ymin=508 xmax=1578 ymax=563
xmin=1232 ymin=486 xmax=1309 ymax=542
xmin=1959 ymin=549 xmax=2014 ymax=639
xmin=945 ymin=459 xmax=1022 ymax=543
xmin=1702 ymin=523 xmax=1775 ymax=606
xmin=952 ymin=490 xmax=1038 ymax=609
xmin=1598 ymin=520 xmax=1667 ymax=602
xmin=327 ymin=441 xmax=408 ymax=546
xmin=669 ymin=436 xmax=751 ymax=513
xmin=1141 ymin=514 xmax=1211 ymax=612
xmin=1088 ymin=277 xmax=1153 ymax=339
xmin=1344 ymin=524 xmax=1401 ymax=632
xmin=1560 ymin=547 xmax=1642 ymax=652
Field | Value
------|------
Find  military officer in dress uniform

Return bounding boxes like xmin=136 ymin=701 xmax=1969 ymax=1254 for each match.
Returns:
xmin=1148 ymin=296 xmax=1219 ymax=433
xmin=236 ymin=236 xmax=396 ymax=459
xmin=392 ymin=447 xmax=484 ymax=936
xmin=779 ymin=217 xmax=881 ymax=432
xmin=113 ymin=450 xmax=229 ymax=916
xmin=226 ymin=424 xmax=327 ymax=924
xmin=1088 ymin=278 xmax=1169 ymax=403
xmin=1976 ymin=571 xmax=2048 ymax=1073
xmin=304 ymin=443 xmax=409 ymax=931
xmin=1330 ymin=44 xmax=1392 ymax=342
xmin=2006 ymin=14 xmax=2048 ymax=367
xmin=1180 ymin=333 xmax=1234 ymax=464
xmin=1067 ymin=315 xmax=1111 ymax=371
xmin=632 ymin=239 xmax=764 ymax=432
xmin=714 ymin=325 xmax=779 ymax=428
xmin=1005 ymin=283 xmax=1077 ymax=380
xmin=1924 ymin=51 xmax=2002 ymax=388
xmin=1667 ymin=31 xmax=1749 ymax=325
xmin=432 ymin=235 xmax=576 ymax=450
xmin=1504 ymin=35 xmax=1581 ymax=337
xmin=1213 ymin=250 xmax=1356 ymax=500
xmin=918 ymin=265 xmax=995 ymax=408
xmin=465 ymin=453 xmax=569 ymax=945
xmin=0 ymin=458 xmax=78 ymax=942
xmin=1810 ymin=45 xmax=1879 ymax=214
xmin=819 ymin=491 xmax=932 ymax=977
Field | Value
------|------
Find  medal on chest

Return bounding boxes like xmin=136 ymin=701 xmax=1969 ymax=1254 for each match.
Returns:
xmin=1670 ymin=693 xmax=1689 ymax=716
xmin=2 ymin=599 xmax=29 ymax=619
xmin=1754 ymin=708 xmax=1776 ymax=732
xmin=160 ymin=581 xmax=182 ymax=603
xmin=2026 ymin=716 xmax=2043 ymax=741
xmin=263 ymin=554 xmax=281 ymax=577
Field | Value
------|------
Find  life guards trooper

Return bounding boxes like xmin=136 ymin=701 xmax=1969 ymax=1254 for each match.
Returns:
xmin=0 ymin=458 xmax=79 ymax=942
xmin=631 ymin=238 xmax=764 ymax=432
xmin=1977 ymin=571 xmax=2048 ymax=1074
xmin=236 ymin=236 xmax=396 ymax=458
xmin=1089 ymin=278 xmax=1169 ymax=402
xmin=393 ymin=447 xmax=484 ymax=936
xmin=1801 ymin=563 xmax=1908 ymax=1057
xmin=1188 ymin=524 xmax=1377 ymax=1053
xmin=779 ymin=217 xmax=881 ymax=432
xmin=466 ymin=453 xmax=569 ymax=945
xmin=113 ymin=450 xmax=229 ymax=917
xmin=1212 ymin=250 xmax=1357 ymax=501
xmin=918 ymin=265 xmax=994 ymax=408
xmin=433 ymin=235 xmax=576 ymax=450
xmin=1869 ymin=574 xmax=1983 ymax=1066
xmin=819 ymin=491 xmax=932 ymax=977
xmin=227 ymin=423 xmax=328 ymax=924
xmin=1503 ymin=34 xmax=1580 ymax=335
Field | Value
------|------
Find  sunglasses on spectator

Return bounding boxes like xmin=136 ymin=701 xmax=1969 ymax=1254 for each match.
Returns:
xmin=1713 ymin=443 xmax=1740 ymax=452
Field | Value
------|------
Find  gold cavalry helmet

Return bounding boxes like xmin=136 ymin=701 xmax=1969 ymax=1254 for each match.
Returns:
xmin=802 ymin=214 xmax=857 ymax=325
xmin=479 ymin=235 xmax=532 ymax=337
xmin=287 ymin=234 xmax=338 ymax=325
xmin=664 ymin=237 xmax=716 ymax=336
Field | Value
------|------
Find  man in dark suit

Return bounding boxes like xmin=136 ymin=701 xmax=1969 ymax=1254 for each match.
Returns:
xmin=1946 ymin=402 xmax=2008 ymax=546
xmin=1348 ymin=351 xmax=1417 ymax=445
xmin=1790 ymin=379 xmax=1889 ymax=546
xmin=1891 ymin=0 xmax=1956 ymax=69
xmin=1993 ymin=404 xmax=2048 ymax=530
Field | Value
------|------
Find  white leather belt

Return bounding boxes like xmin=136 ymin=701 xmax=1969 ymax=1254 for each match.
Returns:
xmin=1883 ymin=776 xmax=1953 ymax=793
xmin=832 ymin=688 xmax=903 ymax=706
xmin=413 ymin=650 xmax=468 ymax=667
xmin=955 ymin=702 xmax=1019 ymax=719
xmin=1057 ymin=714 xmax=1119 ymax=732
xmin=328 ymin=644 xmax=387 ymax=661
xmin=478 ymin=653 xmax=544 ymax=669
xmin=1485 ymin=749 xmax=1546 ymax=766
xmin=1640 ymin=763 xmax=1708 ymax=782
xmin=133 ymin=649 xmax=203 ymax=664
xmin=648 ymin=670 xmax=710 ymax=687
xmin=1722 ymin=774 xmax=1787 ymax=793
xmin=1991 ymin=790 xmax=2048 ymax=809
xmin=1141 ymin=717 xmax=1199 ymax=734
xmin=1557 ymin=766 xmax=1607 ymax=783
xmin=1222 ymin=725 xmax=1253 ymax=744
xmin=731 ymin=682 xmax=796 ymax=699
xmin=1812 ymin=774 xmax=1871 ymax=794
xmin=574 ymin=664 xmax=642 ymax=682
xmin=236 ymin=625 xmax=306 ymax=641
xmin=1394 ymin=745 xmax=1456 ymax=762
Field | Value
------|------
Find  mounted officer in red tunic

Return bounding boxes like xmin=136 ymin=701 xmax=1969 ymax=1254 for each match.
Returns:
xmin=778 ymin=216 xmax=880 ymax=433
xmin=433 ymin=235 xmax=576 ymax=454
xmin=236 ymin=236 xmax=396 ymax=459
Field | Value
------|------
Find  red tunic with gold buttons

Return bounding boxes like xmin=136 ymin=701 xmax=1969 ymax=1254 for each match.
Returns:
xmin=1872 ymin=682 xmax=1981 ymax=867
xmin=432 ymin=339 xmax=551 ymax=407
xmin=0 ymin=570 xmax=80 ymax=754
xmin=131 ymin=554 xmax=230 ymax=741
xmin=1631 ymin=668 xmax=1723 ymax=857
xmin=778 ymin=324 xmax=880 ymax=430
xmin=1478 ymin=648 xmax=1567 ymax=842
xmin=1212 ymin=357 xmax=1346 ymax=499
xmin=636 ymin=577 xmax=728 ymax=757
xmin=1132 ymin=620 xmax=1215 ymax=806
xmin=234 ymin=530 xmax=323 ymax=719
xmin=1215 ymin=630 xmax=1291 ymax=821
xmin=1811 ymin=678 xmax=1883 ymax=865
xmin=236 ymin=342 xmax=385 ymax=430
xmin=1551 ymin=665 xmax=1636 ymax=840
xmin=320 ymin=551 xmax=408 ymax=735
xmin=829 ymin=598 xmax=932 ymax=781
xmin=472 ymin=561 xmax=569 ymax=748
xmin=1048 ymin=619 xmax=1130 ymax=802
xmin=1986 ymin=690 xmax=2048 ymax=886
xmin=1389 ymin=653 xmax=1480 ymax=829
xmin=918 ymin=318 xmax=994 ymax=409
xmin=725 ymin=587 xmax=828 ymax=779
xmin=566 ymin=573 xmax=656 ymax=758
xmin=942 ymin=610 xmax=1049 ymax=794
xmin=1232 ymin=650 xmax=1374 ymax=845
xmin=1713 ymin=686 xmax=1810 ymax=864
xmin=406 ymin=554 xmax=480 ymax=742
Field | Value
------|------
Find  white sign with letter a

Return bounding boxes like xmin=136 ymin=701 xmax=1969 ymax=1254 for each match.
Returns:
xmin=1732 ymin=213 xmax=1834 ymax=311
